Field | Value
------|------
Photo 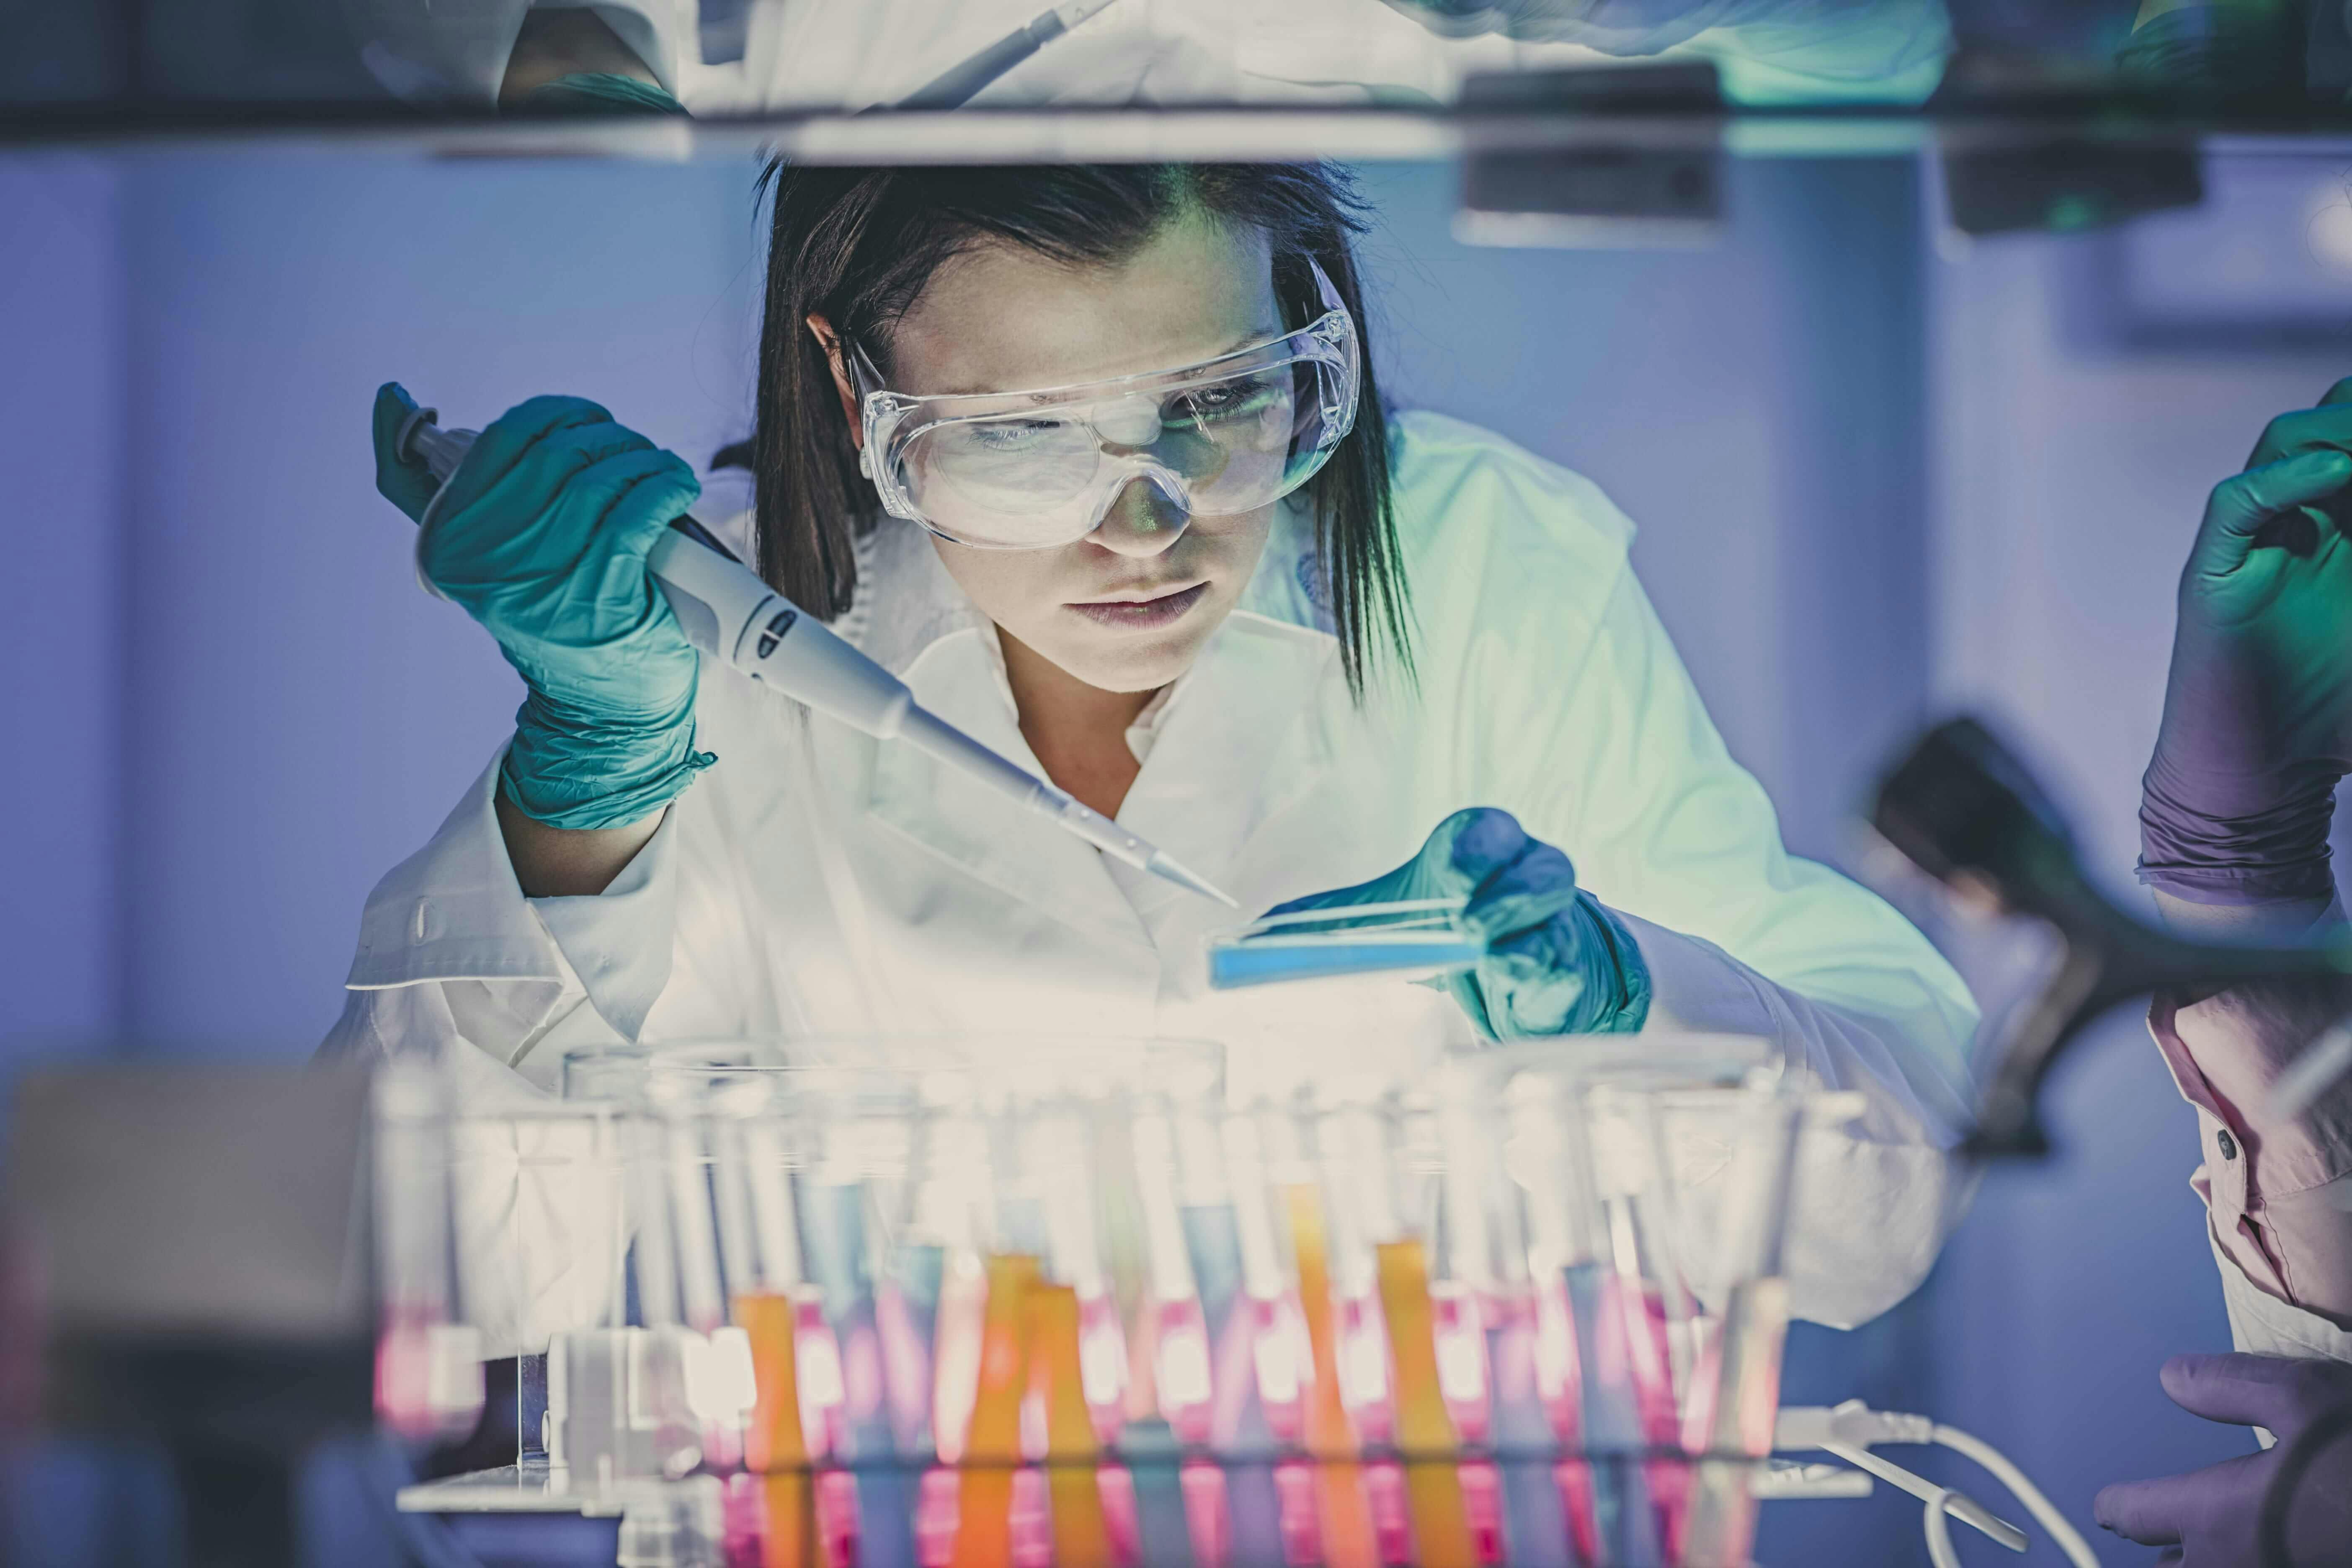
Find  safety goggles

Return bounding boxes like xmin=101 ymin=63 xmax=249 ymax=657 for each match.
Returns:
xmin=853 ymin=259 xmax=1360 ymax=550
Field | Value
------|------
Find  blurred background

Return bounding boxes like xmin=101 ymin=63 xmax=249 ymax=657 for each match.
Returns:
xmin=4 ymin=134 xmax=2352 ymax=1562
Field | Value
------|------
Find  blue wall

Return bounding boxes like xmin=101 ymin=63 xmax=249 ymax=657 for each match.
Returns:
xmin=4 ymin=143 xmax=2344 ymax=1565
xmin=110 ymin=151 xmax=766 ymax=1058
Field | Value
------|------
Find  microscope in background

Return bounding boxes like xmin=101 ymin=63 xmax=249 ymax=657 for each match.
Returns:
xmin=1868 ymin=715 xmax=2352 ymax=1157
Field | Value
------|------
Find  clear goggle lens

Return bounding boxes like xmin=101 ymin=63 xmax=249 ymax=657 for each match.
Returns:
xmin=858 ymin=263 xmax=1359 ymax=551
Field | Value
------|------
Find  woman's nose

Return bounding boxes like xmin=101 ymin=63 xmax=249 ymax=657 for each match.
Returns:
xmin=1087 ymin=475 xmax=1190 ymax=559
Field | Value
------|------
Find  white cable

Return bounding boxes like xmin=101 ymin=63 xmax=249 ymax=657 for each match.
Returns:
xmin=1926 ymin=1488 xmax=1965 ymax=1568
xmin=1818 ymin=1440 xmax=2027 ymax=1552
xmin=1779 ymin=1403 xmax=2099 ymax=1567
xmin=1930 ymin=1421 xmax=2102 ymax=1568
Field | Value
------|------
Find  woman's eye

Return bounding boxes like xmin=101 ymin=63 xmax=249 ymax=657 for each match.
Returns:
xmin=1170 ymin=381 xmax=1279 ymax=426
xmin=965 ymin=418 xmax=1064 ymax=451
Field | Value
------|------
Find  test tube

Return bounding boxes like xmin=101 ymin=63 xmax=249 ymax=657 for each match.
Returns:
xmin=1663 ymin=1088 xmax=1807 ymax=1568
xmin=1430 ymin=1068 xmax=1573 ymax=1568
xmin=1506 ymin=1073 xmax=1663 ymax=1567
xmin=370 ymin=1057 xmax=486 ymax=1444
xmin=1315 ymin=1090 xmax=1480 ymax=1568
xmin=1498 ymin=1038 xmax=1778 ymax=1568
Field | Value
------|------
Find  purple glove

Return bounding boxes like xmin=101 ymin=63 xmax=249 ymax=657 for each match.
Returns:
xmin=2094 ymin=1353 xmax=2352 ymax=1566
xmin=2141 ymin=379 xmax=2352 ymax=907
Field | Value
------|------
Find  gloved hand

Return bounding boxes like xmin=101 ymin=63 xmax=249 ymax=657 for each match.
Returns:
xmin=1266 ymin=807 xmax=1651 ymax=1039
xmin=2094 ymin=1353 xmax=2352 ymax=1567
xmin=371 ymin=383 xmax=712 ymax=830
xmin=2141 ymin=379 xmax=2352 ymax=908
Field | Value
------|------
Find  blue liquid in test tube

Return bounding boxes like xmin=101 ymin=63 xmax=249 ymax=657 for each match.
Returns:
xmin=1182 ymin=1202 xmax=1284 ymax=1567
xmin=806 ymin=1181 xmax=914 ymax=1568
xmin=1488 ymin=1308 xmax=1572 ymax=1568
xmin=1565 ymin=1261 xmax=1661 ymax=1567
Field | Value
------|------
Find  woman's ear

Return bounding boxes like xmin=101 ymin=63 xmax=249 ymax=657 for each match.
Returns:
xmin=805 ymin=314 xmax=862 ymax=449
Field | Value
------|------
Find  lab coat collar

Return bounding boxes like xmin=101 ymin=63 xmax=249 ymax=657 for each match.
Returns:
xmin=859 ymin=501 xmax=1340 ymax=938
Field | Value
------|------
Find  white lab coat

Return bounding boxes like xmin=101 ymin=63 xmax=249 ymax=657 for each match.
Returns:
xmin=325 ymin=411 xmax=1978 ymax=1340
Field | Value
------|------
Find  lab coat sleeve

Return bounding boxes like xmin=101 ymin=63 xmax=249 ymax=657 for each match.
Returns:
xmin=332 ymin=753 xmax=671 ymax=1090
xmin=1557 ymin=570 xmax=1976 ymax=1326
xmin=318 ymin=980 xmax=629 ymax=1359
xmin=1408 ymin=423 xmax=1978 ymax=1327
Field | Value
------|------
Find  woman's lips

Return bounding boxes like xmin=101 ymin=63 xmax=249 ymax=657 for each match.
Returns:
xmin=1065 ymin=582 xmax=1208 ymax=630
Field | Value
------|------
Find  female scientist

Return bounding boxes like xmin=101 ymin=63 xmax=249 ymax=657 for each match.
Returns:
xmin=333 ymin=162 xmax=1977 ymax=1330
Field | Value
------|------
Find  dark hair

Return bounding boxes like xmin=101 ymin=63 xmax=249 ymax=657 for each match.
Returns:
xmin=744 ymin=162 xmax=1413 ymax=695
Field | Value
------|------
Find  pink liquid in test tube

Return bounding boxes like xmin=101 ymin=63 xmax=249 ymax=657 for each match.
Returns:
xmin=916 ymin=1469 xmax=961 ymax=1568
xmin=1534 ymin=1274 xmax=1600 ymax=1564
xmin=1430 ymin=1285 xmax=1491 ymax=1444
xmin=1334 ymin=1292 xmax=1394 ymax=1447
xmin=1155 ymin=1295 xmax=1215 ymax=1447
xmin=1078 ymin=1289 xmax=1132 ymax=1448
xmin=1607 ymin=1276 xmax=1688 ymax=1561
xmin=796 ymin=1299 xmax=847 ymax=1462
xmin=1272 ymin=1462 xmax=1322 ymax=1566
xmin=1181 ymin=1460 xmax=1231 ymax=1568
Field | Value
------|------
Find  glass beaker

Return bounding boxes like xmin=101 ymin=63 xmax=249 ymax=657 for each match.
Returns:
xmin=1495 ymin=1034 xmax=1790 ymax=1568
xmin=444 ymin=1100 xmax=635 ymax=1478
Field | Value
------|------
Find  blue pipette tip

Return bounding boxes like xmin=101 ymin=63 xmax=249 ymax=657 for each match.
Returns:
xmin=1149 ymin=850 xmax=1239 ymax=909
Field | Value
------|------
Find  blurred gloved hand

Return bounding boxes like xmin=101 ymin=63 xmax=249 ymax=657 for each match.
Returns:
xmin=2094 ymin=1353 xmax=2352 ymax=1567
xmin=371 ymin=383 xmax=712 ymax=830
xmin=1266 ymin=807 xmax=1651 ymax=1038
xmin=2141 ymin=379 xmax=2352 ymax=908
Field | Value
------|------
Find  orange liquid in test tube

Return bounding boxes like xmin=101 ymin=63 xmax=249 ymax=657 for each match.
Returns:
xmin=735 ymin=1293 xmax=825 ymax=1568
xmin=1374 ymin=1240 xmax=1477 ymax=1568
xmin=949 ymin=1253 xmax=1039 ymax=1568
xmin=737 ymin=1292 xmax=810 ymax=1473
xmin=1284 ymin=1184 xmax=1380 ymax=1568
xmin=758 ymin=1475 xmax=822 ymax=1568
xmin=1027 ymin=1281 xmax=1114 ymax=1568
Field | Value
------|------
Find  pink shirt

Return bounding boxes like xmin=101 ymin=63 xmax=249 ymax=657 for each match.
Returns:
xmin=2151 ymin=975 xmax=2352 ymax=1328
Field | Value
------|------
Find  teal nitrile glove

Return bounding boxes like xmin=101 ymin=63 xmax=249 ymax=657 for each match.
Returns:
xmin=1267 ymin=807 xmax=1651 ymax=1039
xmin=371 ymin=382 xmax=444 ymax=522
xmin=382 ymin=385 xmax=713 ymax=831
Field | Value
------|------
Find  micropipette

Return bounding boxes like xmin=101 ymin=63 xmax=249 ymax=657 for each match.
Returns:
xmin=885 ymin=0 xmax=1125 ymax=111
xmin=392 ymin=402 xmax=1236 ymax=909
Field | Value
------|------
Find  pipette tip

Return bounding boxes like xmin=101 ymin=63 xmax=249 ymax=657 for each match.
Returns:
xmin=1148 ymin=850 xmax=1240 ymax=909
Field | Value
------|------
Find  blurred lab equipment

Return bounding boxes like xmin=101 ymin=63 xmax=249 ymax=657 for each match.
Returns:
xmin=1937 ymin=136 xmax=2205 ymax=237
xmin=3 ymin=1064 xmax=386 ymax=1568
xmin=1454 ymin=64 xmax=1725 ymax=251
xmin=1868 ymin=715 xmax=2352 ymax=1155
xmin=388 ymin=392 xmax=1235 ymax=908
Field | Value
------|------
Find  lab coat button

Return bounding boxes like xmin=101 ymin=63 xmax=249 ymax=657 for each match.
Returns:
xmin=2216 ymin=1127 xmax=2239 ymax=1161
xmin=412 ymin=899 xmax=441 ymax=943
